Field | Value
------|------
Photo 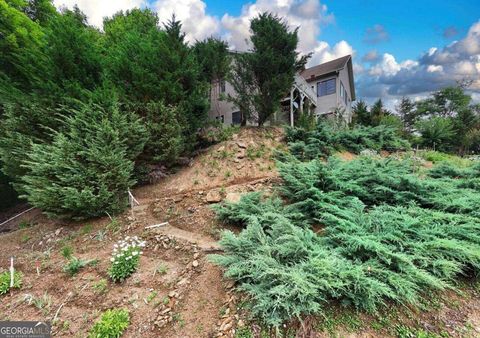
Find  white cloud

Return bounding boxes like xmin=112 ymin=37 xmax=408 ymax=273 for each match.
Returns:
xmin=53 ymin=0 xmax=145 ymax=28
xmin=308 ymin=40 xmax=354 ymax=66
xmin=153 ymin=0 xmax=220 ymax=43
xmin=427 ymin=65 xmax=443 ymax=73
xmin=220 ymin=0 xmax=334 ymax=53
xmin=368 ymin=53 xmax=418 ymax=77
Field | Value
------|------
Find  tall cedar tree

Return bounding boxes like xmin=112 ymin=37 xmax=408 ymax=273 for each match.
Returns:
xmin=229 ymin=12 xmax=309 ymax=126
xmin=352 ymin=100 xmax=370 ymax=126
xmin=396 ymin=96 xmax=416 ymax=132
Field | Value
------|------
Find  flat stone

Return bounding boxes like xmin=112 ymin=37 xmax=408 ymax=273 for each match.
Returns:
xmin=225 ymin=192 xmax=242 ymax=203
xmin=236 ymin=141 xmax=247 ymax=149
xmin=206 ymin=190 xmax=222 ymax=203
xmin=192 ymin=260 xmax=199 ymax=268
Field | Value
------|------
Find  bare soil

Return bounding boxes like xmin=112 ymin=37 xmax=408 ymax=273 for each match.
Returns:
xmin=0 ymin=127 xmax=479 ymax=338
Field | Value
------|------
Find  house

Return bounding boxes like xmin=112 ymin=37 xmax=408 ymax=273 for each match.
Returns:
xmin=208 ymin=54 xmax=355 ymax=126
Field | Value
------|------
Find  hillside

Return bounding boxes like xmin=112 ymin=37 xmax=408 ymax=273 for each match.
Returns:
xmin=0 ymin=127 xmax=479 ymax=338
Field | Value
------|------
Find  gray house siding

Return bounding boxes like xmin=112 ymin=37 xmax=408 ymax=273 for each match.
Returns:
xmin=208 ymin=55 xmax=355 ymax=126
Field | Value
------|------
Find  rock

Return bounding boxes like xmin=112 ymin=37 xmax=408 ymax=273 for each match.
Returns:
xmin=161 ymin=308 xmax=171 ymax=314
xmin=168 ymin=291 xmax=178 ymax=298
xmin=222 ymin=322 xmax=233 ymax=332
xmin=237 ymin=320 xmax=245 ymax=327
xmin=193 ymin=252 xmax=200 ymax=259
xmin=177 ymin=278 xmax=189 ymax=286
xmin=236 ymin=141 xmax=247 ymax=149
xmin=236 ymin=149 xmax=245 ymax=159
xmin=173 ymin=195 xmax=184 ymax=203
xmin=232 ymin=134 xmax=238 ymax=140
xmin=217 ymin=146 xmax=225 ymax=152
xmin=55 ymin=228 xmax=62 ymax=236
xmin=192 ymin=260 xmax=199 ymax=268
xmin=206 ymin=190 xmax=222 ymax=203
xmin=225 ymin=192 xmax=242 ymax=203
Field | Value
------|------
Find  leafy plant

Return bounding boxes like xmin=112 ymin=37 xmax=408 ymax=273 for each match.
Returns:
xmin=88 ymin=308 xmax=130 ymax=338
xmin=0 ymin=271 xmax=22 ymax=295
xmin=61 ymin=245 xmax=73 ymax=259
xmin=92 ymin=279 xmax=108 ymax=294
xmin=63 ymin=257 xmax=97 ymax=276
xmin=108 ymin=236 xmax=146 ymax=282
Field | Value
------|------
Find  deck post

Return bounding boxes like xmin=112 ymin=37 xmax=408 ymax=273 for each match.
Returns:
xmin=290 ymin=89 xmax=294 ymax=127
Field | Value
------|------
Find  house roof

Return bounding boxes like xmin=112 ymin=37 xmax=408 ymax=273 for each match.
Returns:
xmin=300 ymin=55 xmax=356 ymax=101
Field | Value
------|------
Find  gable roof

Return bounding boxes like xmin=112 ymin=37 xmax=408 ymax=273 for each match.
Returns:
xmin=300 ymin=55 xmax=356 ymax=101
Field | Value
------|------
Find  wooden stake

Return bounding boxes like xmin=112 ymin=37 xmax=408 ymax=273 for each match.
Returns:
xmin=10 ymin=257 xmax=14 ymax=288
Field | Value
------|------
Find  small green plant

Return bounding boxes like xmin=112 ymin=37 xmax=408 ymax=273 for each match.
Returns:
xmin=0 ymin=271 xmax=22 ymax=295
xmin=21 ymin=234 xmax=30 ymax=243
xmin=94 ymin=230 xmax=107 ymax=241
xmin=27 ymin=292 xmax=52 ymax=315
xmin=155 ymin=264 xmax=168 ymax=275
xmin=88 ymin=308 xmax=130 ymax=338
xmin=61 ymin=245 xmax=73 ymax=259
xmin=107 ymin=218 xmax=121 ymax=233
xmin=108 ymin=236 xmax=146 ymax=282
xmin=63 ymin=257 xmax=97 ymax=276
xmin=92 ymin=279 xmax=108 ymax=294
xmin=172 ymin=313 xmax=185 ymax=328
xmin=18 ymin=221 xmax=31 ymax=229
xmin=146 ymin=290 xmax=158 ymax=303
xmin=80 ymin=224 xmax=93 ymax=235
xmin=224 ymin=170 xmax=232 ymax=179
xmin=235 ymin=327 xmax=254 ymax=338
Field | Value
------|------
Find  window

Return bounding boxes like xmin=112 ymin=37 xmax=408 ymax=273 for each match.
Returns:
xmin=220 ymin=80 xmax=226 ymax=93
xmin=317 ymin=78 xmax=336 ymax=97
xmin=340 ymin=81 xmax=348 ymax=105
xmin=232 ymin=111 xmax=241 ymax=125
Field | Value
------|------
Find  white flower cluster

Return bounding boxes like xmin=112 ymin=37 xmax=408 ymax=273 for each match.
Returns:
xmin=110 ymin=236 xmax=146 ymax=264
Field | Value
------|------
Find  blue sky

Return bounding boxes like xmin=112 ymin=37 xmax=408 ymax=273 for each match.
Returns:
xmin=177 ymin=0 xmax=480 ymax=61
xmin=54 ymin=0 xmax=480 ymax=107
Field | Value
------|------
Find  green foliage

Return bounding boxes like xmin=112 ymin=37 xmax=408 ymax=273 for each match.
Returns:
xmin=0 ymin=271 xmax=22 ymax=295
xmin=88 ymin=308 xmax=130 ymax=338
xmin=108 ymin=237 xmax=146 ymax=282
xmin=228 ymin=12 xmax=309 ymax=126
xmin=211 ymin=155 xmax=480 ymax=327
xmin=140 ymin=101 xmax=182 ymax=164
xmin=193 ymin=37 xmax=230 ymax=83
xmin=60 ymin=245 xmax=73 ymax=259
xmin=0 ymin=166 xmax=18 ymax=210
xmin=419 ymin=151 xmax=472 ymax=168
xmin=92 ymin=279 xmax=108 ymax=294
xmin=63 ymin=257 xmax=96 ymax=276
xmin=285 ymin=122 xmax=410 ymax=160
xmin=20 ymin=104 xmax=147 ymax=219
xmin=416 ymin=117 xmax=455 ymax=151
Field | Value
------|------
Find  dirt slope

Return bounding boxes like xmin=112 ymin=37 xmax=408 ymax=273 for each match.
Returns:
xmin=0 ymin=127 xmax=283 ymax=338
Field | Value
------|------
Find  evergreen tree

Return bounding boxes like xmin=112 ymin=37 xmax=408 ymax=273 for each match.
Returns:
xmin=21 ymin=104 xmax=147 ymax=219
xmin=370 ymin=99 xmax=388 ymax=126
xmin=193 ymin=37 xmax=230 ymax=84
xmin=229 ymin=12 xmax=309 ymax=126
xmin=396 ymin=96 xmax=417 ymax=132
xmin=351 ymin=100 xmax=370 ymax=126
